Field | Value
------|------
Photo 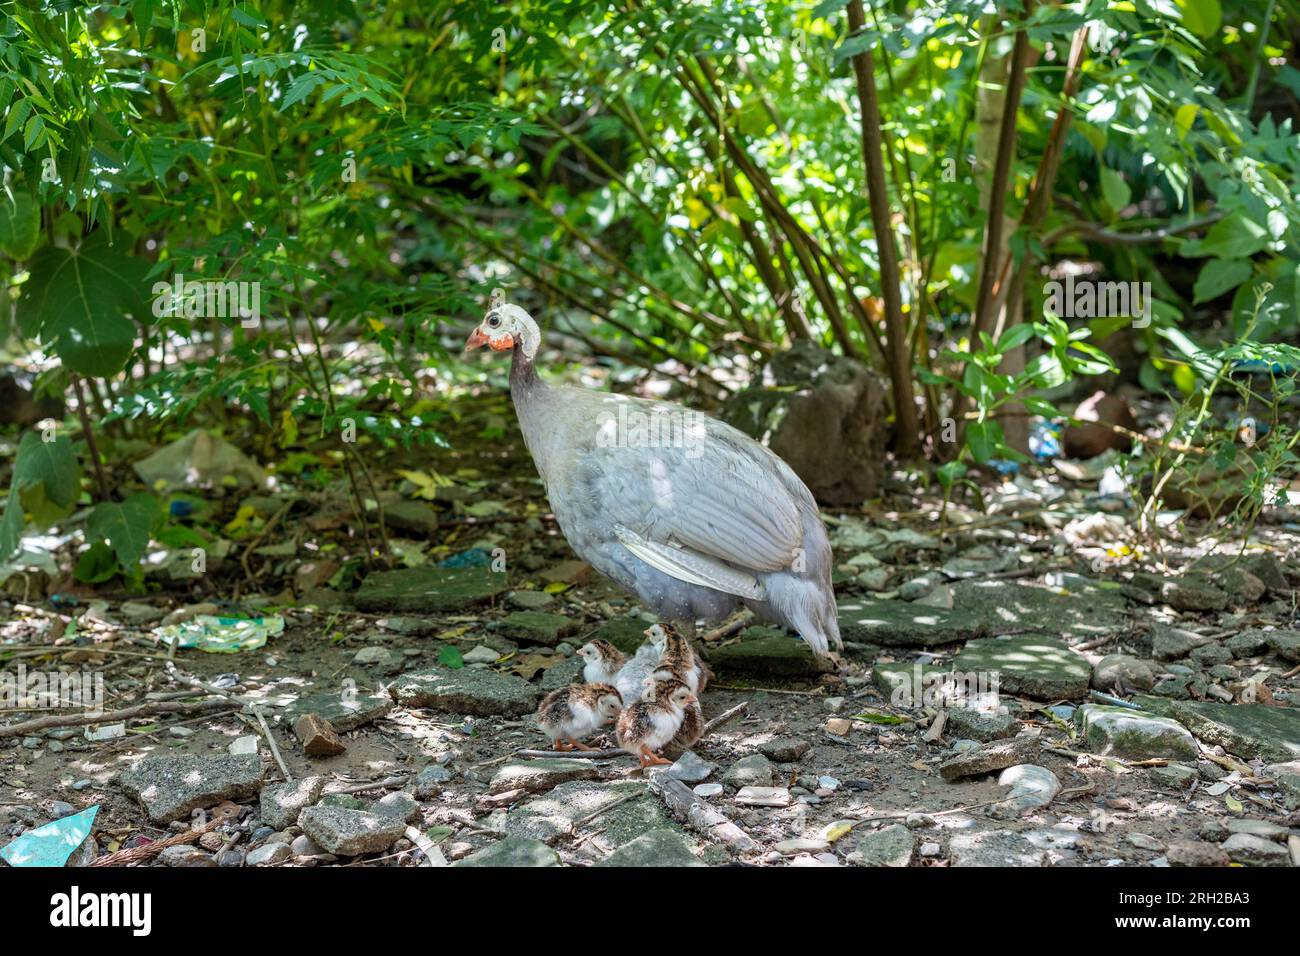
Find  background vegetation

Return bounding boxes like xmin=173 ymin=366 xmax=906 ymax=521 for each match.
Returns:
xmin=2 ymin=0 xmax=1298 ymax=583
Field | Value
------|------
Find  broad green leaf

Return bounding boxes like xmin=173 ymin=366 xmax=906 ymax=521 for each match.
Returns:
xmin=0 ymin=432 xmax=80 ymax=560
xmin=16 ymin=232 xmax=151 ymax=377
xmin=1177 ymin=0 xmax=1222 ymax=39
xmin=438 ymin=644 xmax=464 ymax=669
xmin=86 ymin=494 xmax=162 ymax=569
xmin=966 ymin=420 xmax=1003 ymax=464
xmin=1180 ymin=214 xmax=1269 ymax=259
xmin=1100 ymin=168 xmax=1130 ymax=213
xmin=0 ymin=191 xmax=40 ymax=260
xmin=1193 ymin=258 xmax=1251 ymax=304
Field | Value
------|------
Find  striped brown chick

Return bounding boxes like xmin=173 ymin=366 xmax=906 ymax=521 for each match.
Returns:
xmin=649 ymin=666 xmax=704 ymax=759
xmin=615 ymin=676 xmax=696 ymax=768
xmin=646 ymin=623 xmax=706 ymax=694
xmin=536 ymin=682 xmax=622 ymax=751
xmin=576 ymin=639 xmax=626 ymax=685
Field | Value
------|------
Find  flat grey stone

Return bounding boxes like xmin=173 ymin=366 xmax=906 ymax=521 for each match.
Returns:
xmin=706 ymin=626 xmax=830 ymax=676
xmin=1225 ymin=630 xmax=1272 ymax=657
xmin=1167 ymin=841 xmax=1230 ymax=866
xmin=259 ymin=776 xmax=325 ymax=830
xmin=1078 ymin=704 xmax=1198 ymax=760
xmin=116 ymin=754 xmax=264 ymax=824
xmin=511 ymin=780 xmax=677 ymax=849
xmin=723 ymin=754 xmax=776 ymax=789
xmin=945 ymin=707 xmax=1022 ymax=742
xmin=489 ymin=759 xmax=600 ymax=794
xmin=539 ymin=656 xmax=584 ymax=691
xmin=1221 ymin=832 xmax=1290 ymax=866
xmin=1149 ymin=763 xmax=1198 ymax=790
xmin=952 ymin=578 xmax=1126 ymax=643
xmin=492 ymin=611 xmax=576 ymax=647
xmin=1091 ymin=654 xmax=1157 ymax=692
xmin=1169 ymin=701 xmax=1300 ymax=762
xmin=372 ymin=791 xmax=420 ymax=823
xmin=1265 ymin=630 xmax=1300 ymax=662
xmin=500 ymin=813 xmax=574 ymax=845
xmin=838 ymin=598 xmax=984 ymax=647
xmin=283 ymin=690 xmax=393 ymax=733
xmin=1264 ymin=760 xmax=1300 ymax=809
xmin=759 ymin=736 xmax=811 ymax=762
xmin=392 ymin=666 xmax=540 ymax=717
xmin=453 ymin=835 xmax=561 ymax=867
xmin=954 ymin=635 xmax=1091 ymax=700
xmin=298 ymin=805 xmax=405 ymax=856
xmin=664 ymin=751 xmax=716 ymax=784
xmin=1151 ymin=625 xmax=1217 ymax=661
xmin=1225 ymin=818 xmax=1288 ymax=841
xmin=355 ymin=566 xmax=507 ymax=613
xmin=848 ymin=824 xmax=915 ymax=867
xmin=596 ymin=828 xmax=704 ymax=867
xmin=940 ymin=735 xmax=1040 ymax=782
xmin=950 ymin=829 xmax=1048 ymax=866
xmin=507 ymin=590 xmax=555 ymax=611
xmin=246 ymin=843 xmax=292 ymax=866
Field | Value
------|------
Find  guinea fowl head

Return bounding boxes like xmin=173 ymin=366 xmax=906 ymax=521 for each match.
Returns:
xmin=465 ymin=288 xmax=540 ymax=359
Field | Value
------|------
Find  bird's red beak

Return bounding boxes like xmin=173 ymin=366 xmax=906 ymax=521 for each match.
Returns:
xmin=465 ymin=327 xmax=489 ymax=350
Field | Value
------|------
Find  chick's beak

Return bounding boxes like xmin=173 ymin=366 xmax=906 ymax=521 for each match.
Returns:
xmin=465 ymin=327 xmax=489 ymax=351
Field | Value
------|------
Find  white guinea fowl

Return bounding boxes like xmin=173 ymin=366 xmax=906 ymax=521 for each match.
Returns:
xmin=467 ymin=291 xmax=842 ymax=658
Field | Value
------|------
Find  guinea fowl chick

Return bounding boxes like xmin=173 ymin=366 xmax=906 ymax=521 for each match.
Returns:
xmin=577 ymin=639 xmax=626 ymax=685
xmin=536 ymin=683 xmax=622 ymax=751
xmin=649 ymin=666 xmax=704 ymax=757
xmin=616 ymin=677 xmax=697 ymax=767
xmin=648 ymin=623 xmax=706 ymax=695
xmin=613 ymin=627 xmax=670 ymax=705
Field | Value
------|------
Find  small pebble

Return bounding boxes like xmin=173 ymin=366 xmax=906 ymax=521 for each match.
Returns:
xmin=693 ymin=783 xmax=723 ymax=799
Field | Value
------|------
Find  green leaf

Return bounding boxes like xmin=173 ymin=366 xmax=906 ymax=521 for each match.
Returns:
xmin=1172 ymin=363 xmax=1198 ymax=395
xmin=966 ymin=420 xmax=1004 ymax=464
xmin=16 ymin=232 xmax=151 ymax=377
xmin=1099 ymin=168 xmax=1130 ymax=213
xmin=0 ymin=191 xmax=40 ymax=260
xmin=996 ymin=323 xmax=1037 ymax=352
xmin=438 ymin=644 xmax=464 ymax=669
xmin=1193 ymin=258 xmax=1251 ymax=304
xmin=74 ymin=540 xmax=119 ymax=583
xmin=0 ymin=432 xmax=81 ymax=560
xmin=1180 ymin=214 xmax=1269 ymax=259
xmin=86 ymin=494 xmax=162 ymax=569
xmin=1177 ymin=0 xmax=1221 ymax=39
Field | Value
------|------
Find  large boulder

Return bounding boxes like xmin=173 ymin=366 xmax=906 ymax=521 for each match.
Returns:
xmin=721 ymin=341 xmax=887 ymax=505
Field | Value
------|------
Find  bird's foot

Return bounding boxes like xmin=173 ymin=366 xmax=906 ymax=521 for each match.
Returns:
xmin=553 ymin=739 xmax=575 ymax=752
xmin=570 ymin=740 xmax=597 ymax=751
xmin=639 ymin=745 xmax=672 ymax=767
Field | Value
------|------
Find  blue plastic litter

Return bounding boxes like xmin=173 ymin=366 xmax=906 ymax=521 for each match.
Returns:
xmin=1029 ymin=419 xmax=1062 ymax=460
xmin=987 ymin=459 xmax=1020 ymax=476
xmin=438 ymin=548 xmax=492 ymax=569
xmin=0 ymin=805 xmax=98 ymax=867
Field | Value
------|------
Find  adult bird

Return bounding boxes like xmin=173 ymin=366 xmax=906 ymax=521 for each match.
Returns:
xmin=466 ymin=290 xmax=842 ymax=658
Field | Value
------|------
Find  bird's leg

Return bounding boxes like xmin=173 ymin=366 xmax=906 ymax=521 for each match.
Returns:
xmin=570 ymin=739 xmax=597 ymax=751
xmin=639 ymin=744 xmax=672 ymax=767
xmin=553 ymin=739 xmax=575 ymax=752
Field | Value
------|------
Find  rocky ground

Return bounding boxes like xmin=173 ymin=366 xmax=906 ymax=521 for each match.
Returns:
xmin=2 ymin=397 xmax=1300 ymax=868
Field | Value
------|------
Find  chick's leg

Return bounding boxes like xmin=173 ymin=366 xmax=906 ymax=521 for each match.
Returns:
xmin=570 ymin=740 xmax=597 ymax=751
xmin=553 ymin=739 xmax=574 ymax=752
xmin=639 ymin=744 xmax=672 ymax=767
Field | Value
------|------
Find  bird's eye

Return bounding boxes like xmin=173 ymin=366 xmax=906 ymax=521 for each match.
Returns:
xmin=487 ymin=314 xmax=501 ymax=328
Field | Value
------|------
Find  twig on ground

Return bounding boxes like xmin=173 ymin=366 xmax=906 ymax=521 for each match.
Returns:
xmin=0 ymin=698 xmax=230 ymax=739
xmin=646 ymin=771 xmax=759 ymax=854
